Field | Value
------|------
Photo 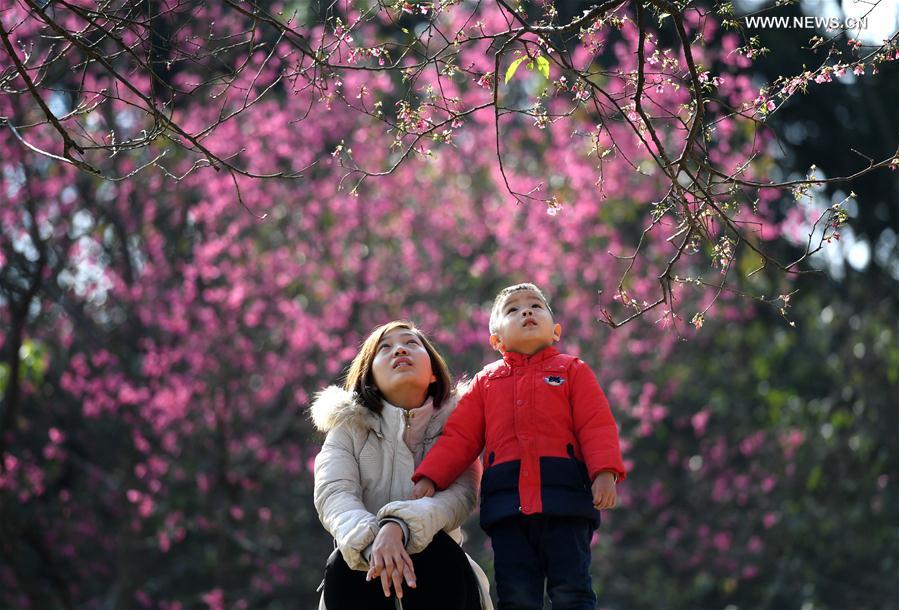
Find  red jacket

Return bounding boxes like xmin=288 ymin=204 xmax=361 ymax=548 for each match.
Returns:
xmin=414 ymin=346 xmax=625 ymax=530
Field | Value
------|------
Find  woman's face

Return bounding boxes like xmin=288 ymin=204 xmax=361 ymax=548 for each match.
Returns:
xmin=371 ymin=327 xmax=436 ymax=407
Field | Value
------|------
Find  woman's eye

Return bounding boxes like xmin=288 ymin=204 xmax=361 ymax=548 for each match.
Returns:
xmin=407 ymin=340 xmax=420 ymax=346
xmin=506 ymin=307 xmax=518 ymax=314
xmin=378 ymin=344 xmax=390 ymax=351
xmin=532 ymin=303 xmax=542 ymax=309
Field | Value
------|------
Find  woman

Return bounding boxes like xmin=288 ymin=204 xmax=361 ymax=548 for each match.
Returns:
xmin=311 ymin=321 xmax=492 ymax=610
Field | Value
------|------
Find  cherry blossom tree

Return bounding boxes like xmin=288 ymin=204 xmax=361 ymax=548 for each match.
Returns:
xmin=3 ymin=0 xmax=897 ymax=325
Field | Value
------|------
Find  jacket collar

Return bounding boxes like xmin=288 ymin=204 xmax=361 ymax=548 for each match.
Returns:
xmin=501 ymin=345 xmax=559 ymax=367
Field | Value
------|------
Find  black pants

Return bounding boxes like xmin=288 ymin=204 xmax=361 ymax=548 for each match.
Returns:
xmin=490 ymin=515 xmax=596 ymax=610
xmin=323 ymin=530 xmax=481 ymax=610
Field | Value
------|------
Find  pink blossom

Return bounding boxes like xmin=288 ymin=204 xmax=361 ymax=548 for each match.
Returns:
xmin=691 ymin=410 xmax=710 ymax=436
xmin=201 ymin=589 xmax=225 ymax=610
xmin=712 ymin=531 xmax=732 ymax=551
xmin=476 ymin=72 xmax=494 ymax=89
xmin=158 ymin=531 xmax=171 ymax=552
xmin=747 ymin=535 xmax=764 ymax=553
xmin=739 ymin=431 xmax=765 ymax=457
xmin=42 ymin=444 xmax=63 ymax=461
xmin=138 ymin=497 xmax=154 ymax=518
xmin=780 ymin=429 xmax=805 ymax=458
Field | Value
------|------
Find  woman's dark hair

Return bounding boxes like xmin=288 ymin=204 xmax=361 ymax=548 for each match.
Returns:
xmin=343 ymin=320 xmax=452 ymax=414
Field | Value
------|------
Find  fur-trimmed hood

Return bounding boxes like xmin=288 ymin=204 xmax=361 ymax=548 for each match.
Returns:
xmin=309 ymin=386 xmax=379 ymax=434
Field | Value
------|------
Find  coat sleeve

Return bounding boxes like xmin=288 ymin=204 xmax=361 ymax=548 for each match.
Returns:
xmin=412 ymin=378 xmax=487 ymax=489
xmin=313 ymin=426 xmax=379 ymax=570
xmin=377 ymin=457 xmax=482 ymax=554
xmin=570 ymin=360 xmax=627 ymax=482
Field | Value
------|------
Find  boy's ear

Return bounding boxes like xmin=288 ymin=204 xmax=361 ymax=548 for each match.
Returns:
xmin=489 ymin=334 xmax=503 ymax=352
xmin=552 ymin=323 xmax=562 ymax=343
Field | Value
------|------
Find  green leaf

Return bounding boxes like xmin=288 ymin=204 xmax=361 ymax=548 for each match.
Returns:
xmin=536 ymin=55 xmax=550 ymax=80
xmin=20 ymin=339 xmax=48 ymax=381
xmin=807 ymin=465 xmax=823 ymax=491
xmin=831 ymin=410 xmax=853 ymax=430
xmin=504 ymin=56 xmax=527 ymax=84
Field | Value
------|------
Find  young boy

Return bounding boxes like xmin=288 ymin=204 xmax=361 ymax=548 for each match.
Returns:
xmin=412 ymin=283 xmax=625 ymax=610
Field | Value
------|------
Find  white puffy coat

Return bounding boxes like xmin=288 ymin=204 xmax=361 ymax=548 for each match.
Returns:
xmin=311 ymin=386 xmax=492 ymax=610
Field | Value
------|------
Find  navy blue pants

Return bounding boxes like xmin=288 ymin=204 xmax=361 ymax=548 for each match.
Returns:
xmin=490 ymin=515 xmax=596 ymax=610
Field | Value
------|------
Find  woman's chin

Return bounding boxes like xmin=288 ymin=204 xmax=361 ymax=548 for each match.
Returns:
xmin=380 ymin=383 xmax=429 ymax=408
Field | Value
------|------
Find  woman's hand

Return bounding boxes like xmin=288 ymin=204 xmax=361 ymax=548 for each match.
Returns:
xmin=366 ymin=522 xmax=416 ymax=598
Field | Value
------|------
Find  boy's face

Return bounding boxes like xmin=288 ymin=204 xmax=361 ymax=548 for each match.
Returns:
xmin=489 ymin=289 xmax=561 ymax=356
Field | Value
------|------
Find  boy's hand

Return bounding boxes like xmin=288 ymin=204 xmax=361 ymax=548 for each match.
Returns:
xmin=591 ymin=471 xmax=617 ymax=510
xmin=411 ymin=477 xmax=436 ymax=499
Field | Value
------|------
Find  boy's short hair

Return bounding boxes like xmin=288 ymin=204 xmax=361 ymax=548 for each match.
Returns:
xmin=489 ymin=283 xmax=553 ymax=335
